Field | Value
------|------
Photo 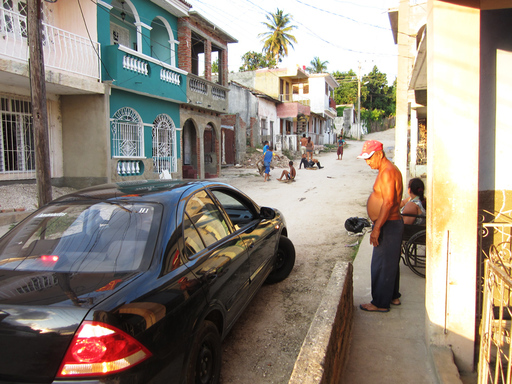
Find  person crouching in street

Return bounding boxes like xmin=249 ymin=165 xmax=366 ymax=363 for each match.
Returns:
xmin=263 ymin=145 xmax=274 ymax=182
xmin=278 ymin=161 xmax=296 ymax=181
xmin=357 ymin=140 xmax=404 ymax=313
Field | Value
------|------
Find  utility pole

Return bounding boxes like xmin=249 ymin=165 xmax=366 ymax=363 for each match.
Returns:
xmin=357 ymin=61 xmax=361 ymax=140
xmin=27 ymin=0 xmax=52 ymax=207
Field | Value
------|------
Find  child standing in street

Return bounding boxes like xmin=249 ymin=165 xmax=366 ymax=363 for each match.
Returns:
xmin=337 ymin=136 xmax=346 ymax=160
xmin=263 ymin=145 xmax=274 ymax=182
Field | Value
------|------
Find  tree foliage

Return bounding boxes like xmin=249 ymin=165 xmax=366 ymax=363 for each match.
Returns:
xmin=212 ymin=59 xmax=218 ymax=73
xmin=258 ymin=8 xmax=297 ymax=64
xmin=307 ymin=57 xmax=329 ymax=74
xmin=239 ymin=51 xmax=277 ymax=71
xmin=332 ymin=66 xmax=395 ymax=119
xmin=361 ymin=66 xmax=395 ymax=116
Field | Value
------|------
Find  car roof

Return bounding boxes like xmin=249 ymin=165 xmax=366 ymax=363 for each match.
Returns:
xmin=50 ymin=180 xmax=238 ymax=206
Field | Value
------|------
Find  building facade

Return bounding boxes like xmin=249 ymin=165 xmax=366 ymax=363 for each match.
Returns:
xmin=390 ymin=0 xmax=512 ymax=379
xmin=98 ymin=0 xmax=189 ymax=185
xmin=177 ymin=11 xmax=237 ymax=179
xmin=0 ymin=0 xmax=105 ymax=188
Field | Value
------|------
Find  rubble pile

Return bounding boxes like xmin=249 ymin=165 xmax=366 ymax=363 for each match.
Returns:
xmin=241 ymin=149 xmax=296 ymax=171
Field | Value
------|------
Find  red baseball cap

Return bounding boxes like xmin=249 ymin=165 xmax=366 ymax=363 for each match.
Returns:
xmin=357 ymin=140 xmax=383 ymax=159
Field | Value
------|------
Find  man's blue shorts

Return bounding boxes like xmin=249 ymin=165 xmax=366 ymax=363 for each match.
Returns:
xmin=264 ymin=161 xmax=270 ymax=174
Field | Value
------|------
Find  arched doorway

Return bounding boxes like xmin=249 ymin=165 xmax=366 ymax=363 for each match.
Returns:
xmin=182 ymin=119 xmax=198 ymax=179
xmin=204 ymin=123 xmax=217 ymax=178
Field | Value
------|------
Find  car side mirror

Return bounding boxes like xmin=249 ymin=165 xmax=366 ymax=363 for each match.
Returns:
xmin=259 ymin=207 xmax=276 ymax=220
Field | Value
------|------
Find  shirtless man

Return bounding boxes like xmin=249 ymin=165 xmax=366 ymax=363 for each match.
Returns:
xmin=357 ymin=140 xmax=404 ymax=313
xmin=300 ymin=134 xmax=308 ymax=156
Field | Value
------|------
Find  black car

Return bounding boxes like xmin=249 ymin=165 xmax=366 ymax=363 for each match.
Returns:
xmin=0 ymin=180 xmax=295 ymax=384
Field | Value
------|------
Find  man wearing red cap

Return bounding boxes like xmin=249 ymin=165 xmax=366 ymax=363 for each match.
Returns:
xmin=358 ymin=140 xmax=404 ymax=312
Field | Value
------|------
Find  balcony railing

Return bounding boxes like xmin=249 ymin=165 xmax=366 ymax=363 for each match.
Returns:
xmin=329 ymin=97 xmax=336 ymax=109
xmin=186 ymin=73 xmax=229 ymax=112
xmin=0 ymin=8 xmax=101 ymax=80
xmin=279 ymin=94 xmax=310 ymax=107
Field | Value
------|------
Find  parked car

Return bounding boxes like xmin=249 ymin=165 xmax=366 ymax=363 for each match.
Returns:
xmin=0 ymin=180 xmax=295 ymax=384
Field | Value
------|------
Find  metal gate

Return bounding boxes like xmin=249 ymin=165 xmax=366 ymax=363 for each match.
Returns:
xmin=479 ymin=223 xmax=512 ymax=384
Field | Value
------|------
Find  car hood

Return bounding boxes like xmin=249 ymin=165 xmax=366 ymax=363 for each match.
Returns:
xmin=0 ymin=270 xmax=140 ymax=382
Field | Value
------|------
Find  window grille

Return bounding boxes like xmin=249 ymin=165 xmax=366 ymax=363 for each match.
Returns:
xmin=152 ymin=114 xmax=176 ymax=174
xmin=0 ymin=95 xmax=35 ymax=178
xmin=111 ymin=107 xmax=143 ymax=158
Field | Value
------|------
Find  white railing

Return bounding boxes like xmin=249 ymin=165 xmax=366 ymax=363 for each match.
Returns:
xmin=123 ymin=55 xmax=148 ymax=75
xmin=160 ymin=68 xmax=181 ymax=85
xmin=0 ymin=8 xmax=101 ymax=80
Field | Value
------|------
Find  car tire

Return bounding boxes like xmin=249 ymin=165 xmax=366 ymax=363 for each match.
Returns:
xmin=266 ymin=235 xmax=295 ymax=284
xmin=186 ymin=320 xmax=221 ymax=384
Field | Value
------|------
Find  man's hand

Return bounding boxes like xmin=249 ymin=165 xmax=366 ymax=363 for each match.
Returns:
xmin=370 ymin=227 xmax=380 ymax=247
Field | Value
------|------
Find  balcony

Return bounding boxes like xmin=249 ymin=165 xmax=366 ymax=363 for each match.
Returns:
xmin=187 ymin=73 xmax=229 ymax=113
xmin=279 ymin=94 xmax=310 ymax=107
xmin=103 ymin=45 xmax=187 ymax=103
xmin=0 ymin=8 xmax=101 ymax=80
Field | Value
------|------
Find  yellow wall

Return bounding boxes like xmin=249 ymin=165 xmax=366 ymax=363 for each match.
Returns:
xmin=426 ymin=0 xmax=480 ymax=372
xmin=47 ymin=0 xmax=97 ymax=41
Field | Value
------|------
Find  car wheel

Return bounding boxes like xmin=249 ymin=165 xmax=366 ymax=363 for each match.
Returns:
xmin=266 ymin=235 xmax=295 ymax=284
xmin=186 ymin=320 xmax=221 ymax=384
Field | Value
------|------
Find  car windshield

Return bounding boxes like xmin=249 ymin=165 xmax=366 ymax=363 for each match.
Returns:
xmin=0 ymin=202 xmax=158 ymax=273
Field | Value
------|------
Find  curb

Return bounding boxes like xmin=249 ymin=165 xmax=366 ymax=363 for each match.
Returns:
xmin=288 ymin=261 xmax=354 ymax=384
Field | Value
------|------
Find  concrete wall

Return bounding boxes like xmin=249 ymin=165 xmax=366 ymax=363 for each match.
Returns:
xmin=308 ymin=77 xmax=324 ymax=115
xmin=61 ymin=94 xmax=110 ymax=189
xmin=258 ymin=98 xmax=279 ymax=145
xmin=229 ymin=72 xmax=256 ymax=89
xmin=289 ymin=262 xmax=353 ymax=384
xmin=180 ymin=107 xmax=222 ymax=179
xmin=425 ymin=0 xmax=480 ymax=372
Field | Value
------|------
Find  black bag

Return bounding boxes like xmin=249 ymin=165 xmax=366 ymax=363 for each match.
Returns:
xmin=344 ymin=217 xmax=371 ymax=233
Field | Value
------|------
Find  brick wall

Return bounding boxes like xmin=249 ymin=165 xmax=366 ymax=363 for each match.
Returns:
xmin=205 ymin=39 xmax=212 ymax=82
xmin=288 ymin=262 xmax=354 ymax=384
xmin=177 ymin=19 xmax=191 ymax=72
xmin=177 ymin=17 xmax=230 ymax=83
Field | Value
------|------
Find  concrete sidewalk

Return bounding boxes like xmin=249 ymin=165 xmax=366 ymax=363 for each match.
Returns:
xmin=343 ymin=232 xmax=438 ymax=384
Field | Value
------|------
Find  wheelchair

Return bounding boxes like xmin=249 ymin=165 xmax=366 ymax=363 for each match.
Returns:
xmin=401 ymin=215 xmax=426 ymax=278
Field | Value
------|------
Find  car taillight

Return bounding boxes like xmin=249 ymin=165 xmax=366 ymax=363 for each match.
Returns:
xmin=57 ymin=321 xmax=152 ymax=377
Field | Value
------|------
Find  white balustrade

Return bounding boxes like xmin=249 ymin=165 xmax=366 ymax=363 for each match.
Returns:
xmin=122 ymin=55 xmax=148 ymax=76
xmin=117 ymin=160 xmax=142 ymax=176
xmin=0 ymin=8 xmax=101 ymax=80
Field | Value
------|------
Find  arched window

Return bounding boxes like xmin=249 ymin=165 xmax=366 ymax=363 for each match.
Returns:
xmin=152 ymin=114 xmax=176 ymax=173
xmin=150 ymin=16 xmax=177 ymax=66
xmin=111 ymin=107 xmax=143 ymax=158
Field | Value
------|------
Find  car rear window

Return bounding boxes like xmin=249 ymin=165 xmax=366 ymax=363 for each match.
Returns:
xmin=0 ymin=202 xmax=158 ymax=273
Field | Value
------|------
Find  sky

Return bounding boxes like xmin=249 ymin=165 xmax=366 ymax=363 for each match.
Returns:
xmin=186 ymin=0 xmax=399 ymax=84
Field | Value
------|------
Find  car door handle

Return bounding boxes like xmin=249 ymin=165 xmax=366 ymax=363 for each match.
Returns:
xmin=204 ymin=271 xmax=218 ymax=282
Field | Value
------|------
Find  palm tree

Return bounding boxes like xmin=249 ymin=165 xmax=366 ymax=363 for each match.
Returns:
xmin=259 ymin=9 xmax=297 ymax=64
xmin=307 ymin=57 xmax=329 ymax=74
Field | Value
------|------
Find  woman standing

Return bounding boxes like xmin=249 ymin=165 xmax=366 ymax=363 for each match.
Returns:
xmin=306 ymin=137 xmax=314 ymax=162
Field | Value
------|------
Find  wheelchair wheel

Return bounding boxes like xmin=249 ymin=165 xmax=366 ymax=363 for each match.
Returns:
xmin=404 ymin=229 xmax=426 ymax=278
